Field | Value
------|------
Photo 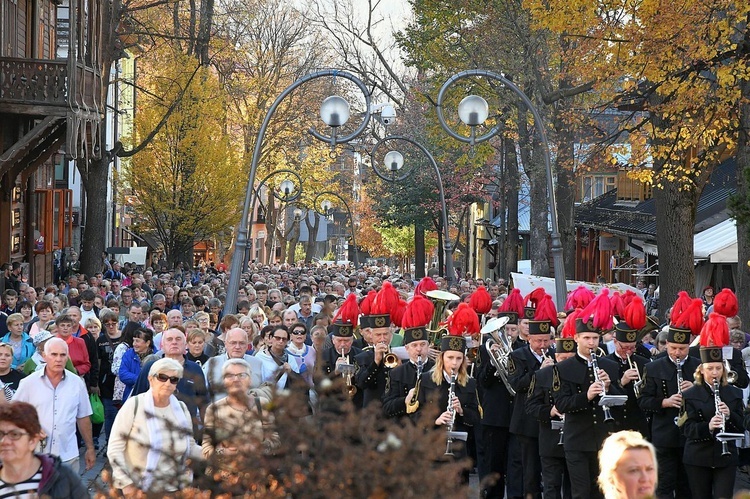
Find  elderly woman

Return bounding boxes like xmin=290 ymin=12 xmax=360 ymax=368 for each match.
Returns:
xmin=0 ymin=402 xmax=87 ymax=497
xmin=598 ymin=431 xmax=657 ymax=499
xmin=202 ymin=359 xmax=277 ymax=486
xmin=108 ymin=358 xmax=200 ymax=495
xmin=1 ymin=313 xmax=35 ymax=369
xmin=286 ymin=322 xmax=315 ymax=387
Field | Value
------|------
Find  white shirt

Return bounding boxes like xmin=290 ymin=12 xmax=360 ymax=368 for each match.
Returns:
xmin=13 ymin=368 xmax=92 ymax=461
xmin=79 ymin=307 xmax=97 ymax=326
xmin=255 ymin=350 xmax=299 ymax=390
xmin=288 ymin=302 xmax=322 ymax=315
xmin=202 ymin=353 xmax=263 ymax=401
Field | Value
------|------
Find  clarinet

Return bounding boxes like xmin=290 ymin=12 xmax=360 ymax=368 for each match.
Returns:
xmin=714 ymin=379 xmax=731 ymax=457
xmin=590 ymin=349 xmax=614 ymax=423
xmin=674 ymin=359 xmax=684 ymax=426
xmin=444 ymin=369 xmax=458 ymax=457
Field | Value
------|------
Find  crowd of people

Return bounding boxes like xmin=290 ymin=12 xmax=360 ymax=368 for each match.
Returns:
xmin=0 ymin=259 xmax=749 ymax=498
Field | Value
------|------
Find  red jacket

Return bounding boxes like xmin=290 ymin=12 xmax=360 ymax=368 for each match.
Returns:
xmin=59 ymin=334 xmax=90 ymax=376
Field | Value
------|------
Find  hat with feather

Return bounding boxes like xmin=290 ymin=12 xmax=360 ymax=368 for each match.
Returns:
xmin=699 ymin=312 xmax=730 ymax=364
xmin=402 ymin=295 xmax=434 ymax=344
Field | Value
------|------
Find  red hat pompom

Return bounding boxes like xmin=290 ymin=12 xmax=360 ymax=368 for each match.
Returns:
xmin=580 ymin=288 xmax=613 ymax=331
xmin=391 ymin=299 xmax=408 ymax=328
xmin=524 ymin=287 xmax=547 ymax=308
xmin=623 ymin=297 xmax=647 ymax=330
xmin=414 ymin=276 xmax=438 ymax=297
xmin=402 ymin=295 xmax=435 ymax=329
xmin=610 ymin=292 xmax=626 ymax=319
xmin=535 ymin=293 xmax=559 ymax=327
xmin=674 ymin=298 xmax=705 ymax=336
xmin=670 ymin=291 xmax=692 ymax=325
xmin=699 ymin=312 xmax=730 ymax=347
xmin=469 ymin=286 xmax=493 ymax=315
xmin=562 ymin=308 xmax=582 ymax=338
xmin=373 ymin=281 xmax=399 ymax=315
xmin=565 ymin=286 xmax=595 ymax=310
xmin=332 ymin=293 xmax=360 ymax=327
xmin=359 ymin=290 xmax=377 ymax=315
xmin=447 ymin=302 xmax=480 ymax=336
xmin=500 ymin=288 xmax=525 ymax=316
xmin=714 ymin=288 xmax=738 ymax=318
xmin=622 ymin=290 xmax=638 ymax=307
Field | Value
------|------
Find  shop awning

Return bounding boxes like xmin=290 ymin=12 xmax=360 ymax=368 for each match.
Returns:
xmin=693 ymin=218 xmax=737 ymax=263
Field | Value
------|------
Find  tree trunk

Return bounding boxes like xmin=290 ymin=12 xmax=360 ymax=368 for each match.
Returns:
xmin=415 ymin=225 xmax=425 ymax=279
xmin=554 ymin=111 xmax=577 ymax=280
xmin=735 ymin=76 xmax=750 ymax=325
xmin=435 ymin=217 xmax=444 ymax=278
xmin=305 ymin=212 xmax=320 ymax=263
xmin=79 ymin=154 xmax=111 ymax=277
xmin=654 ymin=179 xmax=697 ymax=319
xmin=264 ymin=196 xmax=277 ymax=265
xmin=504 ymin=139 xmax=520 ymax=278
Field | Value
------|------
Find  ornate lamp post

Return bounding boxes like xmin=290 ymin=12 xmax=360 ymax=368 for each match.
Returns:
xmin=243 ymin=168 xmax=303 ymax=265
xmin=224 ymin=70 xmax=372 ymax=315
xmin=314 ymin=191 xmax=359 ymax=268
xmin=370 ymin=136 xmax=455 ymax=283
xmin=436 ymin=70 xmax=566 ymax=310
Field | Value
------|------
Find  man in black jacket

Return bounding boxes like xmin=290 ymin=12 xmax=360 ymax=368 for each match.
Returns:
xmin=382 ymin=326 xmax=433 ymax=418
xmin=606 ymin=321 xmax=650 ymax=437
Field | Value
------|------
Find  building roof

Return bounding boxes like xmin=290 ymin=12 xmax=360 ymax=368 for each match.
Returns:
xmin=575 ymin=157 xmax=737 ymax=238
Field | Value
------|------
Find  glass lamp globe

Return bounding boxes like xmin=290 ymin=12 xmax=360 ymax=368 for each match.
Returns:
xmin=320 ymin=96 xmax=350 ymax=128
xmin=384 ymin=150 xmax=404 ymax=172
xmin=321 ymin=200 xmax=333 ymax=213
xmin=458 ymin=95 xmax=489 ymax=126
xmin=279 ymin=179 xmax=295 ymax=197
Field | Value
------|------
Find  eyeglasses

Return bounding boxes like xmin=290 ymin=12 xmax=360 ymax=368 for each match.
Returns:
xmin=292 ymin=330 xmax=306 ymax=335
xmin=104 ymin=322 xmax=117 ymax=327
xmin=0 ymin=430 xmax=28 ymax=441
xmin=273 ymin=336 xmax=289 ymax=341
xmin=154 ymin=373 xmax=180 ymax=384
xmin=223 ymin=372 xmax=250 ymax=380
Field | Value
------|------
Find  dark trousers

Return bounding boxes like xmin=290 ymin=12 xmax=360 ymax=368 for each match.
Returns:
xmin=517 ymin=435 xmax=542 ymax=498
xmin=565 ymin=450 xmax=602 ymax=499
xmin=507 ymin=433 xmax=524 ymax=499
xmin=684 ymin=464 xmax=735 ymax=499
xmin=655 ymin=446 xmax=692 ymax=499
xmin=540 ymin=455 xmax=571 ymax=499
xmin=480 ymin=425 xmax=509 ymax=499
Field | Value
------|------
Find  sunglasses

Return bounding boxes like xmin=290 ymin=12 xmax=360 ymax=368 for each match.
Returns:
xmin=155 ymin=373 xmax=180 ymax=384
xmin=292 ymin=330 xmax=306 ymax=335
xmin=273 ymin=336 xmax=289 ymax=341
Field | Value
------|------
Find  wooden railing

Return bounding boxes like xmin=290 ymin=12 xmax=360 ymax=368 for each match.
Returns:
xmin=0 ymin=58 xmax=67 ymax=106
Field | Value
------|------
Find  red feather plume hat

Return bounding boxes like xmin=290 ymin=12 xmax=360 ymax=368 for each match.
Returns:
xmin=699 ymin=312 xmax=730 ymax=364
xmin=713 ymin=288 xmax=739 ymax=318
xmin=469 ymin=286 xmax=493 ymax=315
xmin=442 ymin=302 xmax=477 ymax=352
xmin=577 ymin=288 xmax=613 ymax=334
xmin=401 ymin=295 xmax=434 ymax=345
xmin=534 ymin=293 xmax=559 ymax=328
xmin=557 ymin=308 xmax=580 ymax=353
xmin=565 ymin=286 xmax=595 ymax=311
xmin=331 ymin=294 xmax=359 ymax=337
xmin=414 ymin=276 xmax=438 ymax=297
xmin=499 ymin=288 xmax=524 ymax=324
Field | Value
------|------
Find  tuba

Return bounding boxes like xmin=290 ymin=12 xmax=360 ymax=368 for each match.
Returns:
xmin=425 ymin=290 xmax=460 ymax=347
xmin=480 ymin=316 xmax=515 ymax=396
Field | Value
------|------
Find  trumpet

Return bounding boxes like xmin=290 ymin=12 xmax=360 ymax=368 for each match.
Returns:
xmin=339 ymin=349 xmax=357 ymax=397
xmin=590 ymin=349 xmax=614 ymax=423
xmin=365 ymin=342 xmax=402 ymax=369
xmin=406 ymin=356 xmax=423 ymax=414
xmin=628 ymin=354 xmax=644 ymax=398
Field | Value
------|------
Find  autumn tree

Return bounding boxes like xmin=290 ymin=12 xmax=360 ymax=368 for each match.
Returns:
xmin=527 ymin=0 xmax=750 ymax=309
xmin=122 ymin=51 xmax=243 ymax=266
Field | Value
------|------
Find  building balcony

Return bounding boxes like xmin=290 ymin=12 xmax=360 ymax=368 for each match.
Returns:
xmin=0 ymin=57 xmax=101 ymax=119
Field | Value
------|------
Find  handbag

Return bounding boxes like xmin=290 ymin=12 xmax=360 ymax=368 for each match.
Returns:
xmin=90 ymin=393 xmax=105 ymax=424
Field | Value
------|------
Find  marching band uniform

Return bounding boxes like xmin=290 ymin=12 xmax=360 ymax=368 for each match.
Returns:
xmin=320 ymin=319 xmax=364 ymax=409
xmin=637 ymin=324 xmax=698 ymax=498
xmin=508 ymin=320 xmax=553 ymax=499
xmin=553 ymin=317 xmax=625 ymax=499
xmin=606 ymin=321 xmax=650 ymax=437
xmin=682 ymin=313 xmax=745 ymax=498
xmin=477 ymin=311 xmax=517 ymax=499
xmin=382 ymin=324 xmax=434 ymax=418
xmin=688 ymin=344 xmax=749 ymax=388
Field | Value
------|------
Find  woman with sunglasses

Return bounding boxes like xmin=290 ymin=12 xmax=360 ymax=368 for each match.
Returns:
xmin=0 ymin=402 xmax=87 ymax=498
xmin=286 ymin=322 xmax=315 ymax=387
xmin=118 ymin=327 xmax=154 ymax=403
xmin=108 ymin=358 xmax=200 ymax=495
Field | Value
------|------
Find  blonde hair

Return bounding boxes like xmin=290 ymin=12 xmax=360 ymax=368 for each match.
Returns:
xmin=598 ymin=431 xmax=657 ymax=498
xmin=694 ymin=363 xmax=728 ymax=386
xmin=430 ymin=351 xmax=469 ymax=386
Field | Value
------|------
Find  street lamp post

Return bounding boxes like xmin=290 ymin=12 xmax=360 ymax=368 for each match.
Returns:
xmin=370 ymin=136 xmax=455 ymax=284
xmin=243 ymin=168 xmax=303 ymax=265
xmin=436 ymin=70 xmax=567 ymax=310
xmin=224 ymin=70 xmax=372 ymax=316
xmin=314 ymin=191 xmax=359 ymax=269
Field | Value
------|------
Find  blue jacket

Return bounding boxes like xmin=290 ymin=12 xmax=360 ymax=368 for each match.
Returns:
xmin=1 ymin=332 xmax=35 ymax=369
xmin=118 ymin=347 xmax=143 ymax=402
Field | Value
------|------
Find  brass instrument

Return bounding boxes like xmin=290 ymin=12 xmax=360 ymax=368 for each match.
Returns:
xmin=405 ymin=356 xmax=423 ymax=414
xmin=555 ymin=416 xmax=565 ymax=446
xmin=541 ymin=349 xmax=551 ymax=364
xmin=628 ymin=354 xmax=644 ymax=398
xmin=714 ymin=379 xmax=731 ymax=457
xmin=339 ymin=349 xmax=357 ymax=397
xmin=425 ymin=290 xmax=460 ymax=347
xmin=724 ymin=359 xmax=738 ymax=385
xmin=481 ymin=316 xmax=515 ymax=396
xmin=590 ymin=349 xmax=614 ymax=423
xmin=384 ymin=344 xmax=401 ymax=369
